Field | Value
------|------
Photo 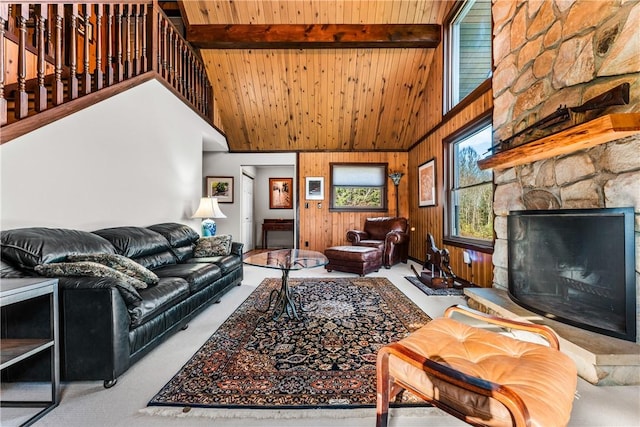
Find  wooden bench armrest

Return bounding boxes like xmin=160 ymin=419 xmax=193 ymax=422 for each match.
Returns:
xmin=377 ymin=342 xmax=531 ymax=427
xmin=444 ymin=304 xmax=560 ymax=350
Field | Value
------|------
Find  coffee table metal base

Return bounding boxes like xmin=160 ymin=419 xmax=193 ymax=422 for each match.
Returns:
xmin=256 ymin=269 xmax=313 ymax=321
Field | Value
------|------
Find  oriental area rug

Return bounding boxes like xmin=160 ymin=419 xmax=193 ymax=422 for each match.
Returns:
xmin=147 ymin=277 xmax=431 ymax=411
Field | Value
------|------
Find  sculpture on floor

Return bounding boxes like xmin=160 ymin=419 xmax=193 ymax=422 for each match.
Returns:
xmin=411 ymin=233 xmax=457 ymax=289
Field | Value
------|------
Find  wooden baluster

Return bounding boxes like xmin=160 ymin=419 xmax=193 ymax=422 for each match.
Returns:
xmin=105 ymin=4 xmax=114 ymax=86
xmin=133 ymin=4 xmax=140 ymax=75
xmin=124 ymin=5 xmax=132 ymax=79
xmin=141 ymin=4 xmax=148 ymax=72
xmin=94 ymin=4 xmax=103 ymax=90
xmin=184 ymin=50 xmax=191 ymax=102
xmin=15 ymin=4 xmax=28 ymax=119
xmin=81 ymin=5 xmax=92 ymax=95
xmin=68 ymin=4 xmax=79 ymax=100
xmin=168 ymin=26 xmax=174 ymax=85
xmin=161 ymin=18 xmax=168 ymax=78
xmin=34 ymin=5 xmax=48 ymax=112
xmin=176 ymin=35 xmax=181 ymax=92
xmin=52 ymin=5 xmax=64 ymax=105
xmin=0 ymin=4 xmax=7 ymax=125
xmin=115 ymin=4 xmax=123 ymax=82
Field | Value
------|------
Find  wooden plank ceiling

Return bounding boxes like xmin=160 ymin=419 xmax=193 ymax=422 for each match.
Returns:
xmin=180 ymin=1 xmax=451 ymax=152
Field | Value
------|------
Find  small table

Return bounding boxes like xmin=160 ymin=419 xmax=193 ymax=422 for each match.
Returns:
xmin=1 ymin=278 xmax=60 ymax=426
xmin=261 ymin=219 xmax=294 ymax=249
xmin=244 ymin=249 xmax=328 ymax=320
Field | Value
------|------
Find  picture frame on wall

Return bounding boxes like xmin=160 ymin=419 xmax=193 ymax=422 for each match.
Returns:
xmin=305 ymin=177 xmax=324 ymax=200
xmin=269 ymin=177 xmax=293 ymax=209
xmin=206 ymin=176 xmax=234 ymax=203
xmin=418 ymin=159 xmax=436 ymax=207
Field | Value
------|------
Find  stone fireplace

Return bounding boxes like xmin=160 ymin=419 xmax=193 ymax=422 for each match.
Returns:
xmin=468 ymin=1 xmax=640 ymax=385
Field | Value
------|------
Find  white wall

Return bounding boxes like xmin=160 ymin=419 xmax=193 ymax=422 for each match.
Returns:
xmin=0 ymin=79 xmax=225 ymax=232
xmin=255 ymin=165 xmax=295 ymax=248
xmin=203 ymin=152 xmax=296 ymax=246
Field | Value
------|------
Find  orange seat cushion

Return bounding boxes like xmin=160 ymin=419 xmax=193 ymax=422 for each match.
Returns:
xmin=389 ymin=317 xmax=577 ymax=427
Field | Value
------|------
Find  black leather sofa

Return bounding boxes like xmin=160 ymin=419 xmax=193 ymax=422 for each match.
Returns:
xmin=0 ymin=222 xmax=243 ymax=388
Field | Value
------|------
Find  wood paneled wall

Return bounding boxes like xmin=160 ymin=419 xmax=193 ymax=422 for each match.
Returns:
xmin=298 ymin=151 xmax=408 ymax=252
xmin=407 ymin=19 xmax=494 ymax=287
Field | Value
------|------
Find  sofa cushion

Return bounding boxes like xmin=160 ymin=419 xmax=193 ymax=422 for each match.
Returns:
xmin=187 ymin=254 xmax=242 ymax=275
xmin=132 ymin=251 xmax=177 ymax=270
xmin=194 ymin=235 xmax=232 ymax=257
xmin=153 ymin=263 xmax=222 ymax=294
xmin=67 ymin=253 xmax=159 ymax=285
xmin=147 ymin=223 xmax=199 ymax=247
xmin=35 ymin=261 xmax=148 ymax=290
xmin=92 ymin=227 xmax=171 ymax=258
xmin=36 ymin=262 xmax=144 ymax=301
xmin=128 ymin=277 xmax=190 ymax=328
xmin=57 ymin=276 xmax=143 ymax=305
xmin=1 ymin=228 xmax=116 ymax=269
xmin=171 ymin=245 xmax=195 ymax=263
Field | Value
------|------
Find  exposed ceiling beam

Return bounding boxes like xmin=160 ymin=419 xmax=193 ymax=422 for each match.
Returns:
xmin=187 ymin=24 xmax=441 ymax=49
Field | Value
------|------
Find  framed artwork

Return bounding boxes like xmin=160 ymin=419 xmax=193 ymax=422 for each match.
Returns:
xmin=305 ymin=177 xmax=324 ymax=200
xmin=418 ymin=159 xmax=436 ymax=207
xmin=206 ymin=176 xmax=234 ymax=203
xmin=269 ymin=177 xmax=293 ymax=209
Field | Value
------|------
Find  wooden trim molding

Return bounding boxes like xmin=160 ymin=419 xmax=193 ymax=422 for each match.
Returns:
xmin=187 ymin=24 xmax=441 ymax=49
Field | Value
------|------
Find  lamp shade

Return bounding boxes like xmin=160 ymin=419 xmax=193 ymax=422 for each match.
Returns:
xmin=192 ymin=197 xmax=227 ymax=219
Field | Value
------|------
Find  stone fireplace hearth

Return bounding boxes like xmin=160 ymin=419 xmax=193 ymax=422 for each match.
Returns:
xmin=480 ymin=0 xmax=640 ymax=385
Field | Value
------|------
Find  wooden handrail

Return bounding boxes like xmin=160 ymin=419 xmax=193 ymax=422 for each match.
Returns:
xmin=0 ymin=2 xmax=215 ymax=142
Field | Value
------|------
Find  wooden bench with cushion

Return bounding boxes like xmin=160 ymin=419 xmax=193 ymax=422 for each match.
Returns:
xmin=377 ymin=305 xmax=577 ymax=427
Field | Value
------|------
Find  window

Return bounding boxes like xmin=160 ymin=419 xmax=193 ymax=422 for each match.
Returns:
xmin=445 ymin=0 xmax=492 ymax=112
xmin=445 ymin=118 xmax=493 ymax=249
xmin=330 ymin=163 xmax=387 ymax=211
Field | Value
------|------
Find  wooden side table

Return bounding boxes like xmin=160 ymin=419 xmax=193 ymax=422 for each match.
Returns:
xmin=261 ymin=219 xmax=294 ymax=249
xmin=1 ymin=278 xmax=60 ymax=426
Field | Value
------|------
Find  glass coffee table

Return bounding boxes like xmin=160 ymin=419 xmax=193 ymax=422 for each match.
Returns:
xmin=244 ymin=249 xmax=328 ymax=321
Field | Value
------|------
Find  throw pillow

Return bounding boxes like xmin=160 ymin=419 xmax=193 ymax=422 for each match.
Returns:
xmin=194 ymin=235 xmax=232 ymax=257
xmin=67 ymin=253 xmax=159 ymax=285
xmin=35 ymin=261 xmax=147 ymax=292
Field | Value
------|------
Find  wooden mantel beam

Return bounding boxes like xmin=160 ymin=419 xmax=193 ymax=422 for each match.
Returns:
xmin=187 ymin=24 xmax=441 ymax=49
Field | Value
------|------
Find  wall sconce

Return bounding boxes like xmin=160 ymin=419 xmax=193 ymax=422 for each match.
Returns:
xmin=388 ymin=172 xmax=404 ymax=217
xmin=192 ymin=197 xmax=227 ymax=236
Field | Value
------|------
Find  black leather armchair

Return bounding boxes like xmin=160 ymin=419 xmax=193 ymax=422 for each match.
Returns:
xmin=346 ymin=217 xmax=409 ymax=268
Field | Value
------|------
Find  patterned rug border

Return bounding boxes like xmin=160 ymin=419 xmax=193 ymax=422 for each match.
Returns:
xmin=147 ymin=277 xmax=432 ymax=410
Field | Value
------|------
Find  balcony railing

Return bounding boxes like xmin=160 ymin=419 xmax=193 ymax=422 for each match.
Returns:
xmin=0 ymin=2 xmax=214 ymax=143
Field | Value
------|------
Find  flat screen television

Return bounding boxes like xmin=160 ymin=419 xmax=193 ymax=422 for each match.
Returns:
xmin=508 ymin=207 xmax=636 ymax=342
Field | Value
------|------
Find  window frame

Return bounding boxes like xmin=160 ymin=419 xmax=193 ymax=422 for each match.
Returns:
xmin=443 ymin=111 xmax=494 ymax=253
xmin=443 ymin=0 xmax=493 ymax=114
xmin=329 ymin=163 xmax=388 ymax=212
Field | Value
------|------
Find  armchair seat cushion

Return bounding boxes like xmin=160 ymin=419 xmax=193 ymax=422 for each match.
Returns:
xmin=355 ymin=240 xmax=384 ymax=250
xmin=388 ymin=317 xmax=577 ymax=427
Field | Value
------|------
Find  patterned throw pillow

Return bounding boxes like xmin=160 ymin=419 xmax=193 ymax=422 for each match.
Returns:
xmin=35 ymin=261 xmax=147 ymax=291
xmin=194 ymin=235 xmax=232 ymax=257
xmin=67 ymin=253 xmax=159 ymax=285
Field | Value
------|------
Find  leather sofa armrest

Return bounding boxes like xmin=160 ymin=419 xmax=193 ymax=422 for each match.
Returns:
xmin=385 ymin=231 xmax=409 ymax=245
xmin=60 ymin=286 xmax=131 ymax=383
xmin=231 ymin=242 xmax=244 ymax=256
xmin=347 ymin=230 xmax=369 ymax=244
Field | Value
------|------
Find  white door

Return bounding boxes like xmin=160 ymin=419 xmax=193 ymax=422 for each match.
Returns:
xmin=241 ymin=173 xmax=254 ymax=252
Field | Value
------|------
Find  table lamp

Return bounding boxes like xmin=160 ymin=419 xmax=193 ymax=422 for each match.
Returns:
xmin=192 ymin=197 xmax=227 ymax=236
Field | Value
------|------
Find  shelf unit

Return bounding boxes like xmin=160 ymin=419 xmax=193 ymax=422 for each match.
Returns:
xmin=1 ymin=278 xmax=60 ymax=427
xmin=478 ymin=113 xmax=640 ymax=170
